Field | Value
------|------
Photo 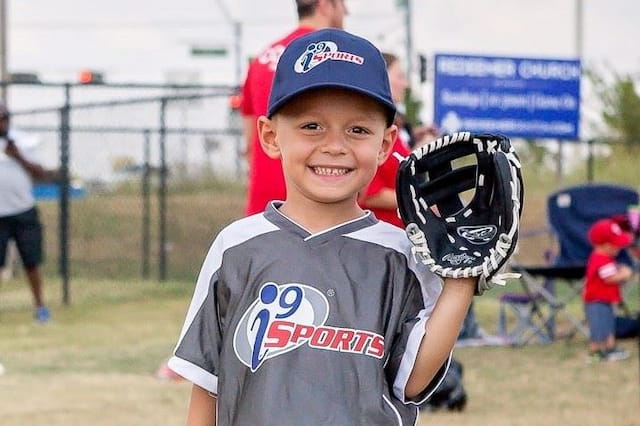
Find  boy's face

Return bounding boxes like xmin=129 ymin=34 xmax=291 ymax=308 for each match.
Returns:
xmin=596 ymin=242 xmax=621 ymax=257
xmin=259 ymin=88 xmax=395 ymax=210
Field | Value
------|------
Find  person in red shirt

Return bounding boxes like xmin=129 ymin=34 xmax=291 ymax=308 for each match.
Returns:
xmin=358 ymin=52 xmax=437 ymax=228
xmin=240 ymin=0 xmax=348 ymax=215
xmin=583 ymin=218 xmax=635 ymax=362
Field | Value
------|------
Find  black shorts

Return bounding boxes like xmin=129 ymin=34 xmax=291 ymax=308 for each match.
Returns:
xmin=0 ymin=207 xmax=44 ymax=268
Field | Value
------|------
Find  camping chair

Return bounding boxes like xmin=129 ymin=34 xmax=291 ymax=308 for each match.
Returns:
xmin=498 ymin=183 xmax=640 ymax=345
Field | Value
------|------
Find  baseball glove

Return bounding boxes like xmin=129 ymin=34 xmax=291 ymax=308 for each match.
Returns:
xmin=396 ymin=132 xmax=523 ymax=295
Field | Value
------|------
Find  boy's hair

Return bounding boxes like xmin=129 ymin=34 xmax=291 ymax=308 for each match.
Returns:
xmin=267 ymin=28 xmax=396 ymax=126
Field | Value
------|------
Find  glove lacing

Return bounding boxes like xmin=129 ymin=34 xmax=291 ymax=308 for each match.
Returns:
xmin=406 ymin=223 xmax=521 ymax=294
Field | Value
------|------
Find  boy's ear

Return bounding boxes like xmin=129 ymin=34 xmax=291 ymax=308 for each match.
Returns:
xmin=377 ymin=124 xmax=398 ymax=165
xmin=257 ymin=116 xmax=281 ymax=159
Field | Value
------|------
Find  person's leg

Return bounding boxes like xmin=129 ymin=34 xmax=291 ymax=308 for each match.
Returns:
xmin=13 ymin=208 xmax=49 ymax=321
xmin=585 ymin=303 xmax=608 ymax=359
xmin=25 ymin=264 xmax=44 ymax=307
xmin=601 ymin=304 xmax=629 ymax=361
xmin=602 ymin=304 xmax=616 ymax=351
xmin=0 ymin=215 xmax=10 ymax=271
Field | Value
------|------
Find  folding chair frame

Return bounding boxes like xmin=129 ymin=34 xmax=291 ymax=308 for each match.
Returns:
xmin=511 ymin=264 xmax=589 ymax=344
xmin=499 ymin=183 xmax=639 ymax=346
xmin=497 ymin=290 xmax=552 ymax=345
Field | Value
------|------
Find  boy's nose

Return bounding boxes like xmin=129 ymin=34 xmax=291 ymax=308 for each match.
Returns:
xmin=321 ymin=132 xmax=347 ymax=154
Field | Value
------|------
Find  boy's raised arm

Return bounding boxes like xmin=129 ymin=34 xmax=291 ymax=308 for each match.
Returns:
xmin=405 ymin=277 xmax=476 ymax=398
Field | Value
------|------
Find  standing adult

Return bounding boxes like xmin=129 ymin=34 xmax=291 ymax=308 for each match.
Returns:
xmin=383 ymin=52 xmax=438 ymax=151
xmin=0 ymin=102 xmax=55 ymax=323
xmin=240 ymin=0 xmax=348 ymax=215
xmin=359 ymin=52 xmax=438 ymax=228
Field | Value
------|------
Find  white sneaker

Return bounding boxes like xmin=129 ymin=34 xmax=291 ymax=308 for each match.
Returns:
xmin=605 ymin=347 xmax=630 ymax=362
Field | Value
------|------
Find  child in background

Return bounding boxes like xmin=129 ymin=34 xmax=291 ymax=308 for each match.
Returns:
xmin=169 ymin=29 xmax=479 ymax=426
xmin=583 ymin=218 xmax=634 ymax=362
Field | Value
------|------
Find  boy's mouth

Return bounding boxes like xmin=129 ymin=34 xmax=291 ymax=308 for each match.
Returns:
xmin=312 ymin=166 xmax=351 ymax=176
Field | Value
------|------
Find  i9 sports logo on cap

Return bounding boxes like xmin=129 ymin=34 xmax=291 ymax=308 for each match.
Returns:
xmin=267 ymin=29 xmax=396 ymax=124
xmin=294 ymin=41 xmax=364 ymax=73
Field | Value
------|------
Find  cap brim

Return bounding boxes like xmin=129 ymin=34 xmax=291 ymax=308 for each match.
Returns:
xmin=268 ymin=83 xmax=396 ymax=125
xmin=611 ymin=232 xmax=633 ymax=248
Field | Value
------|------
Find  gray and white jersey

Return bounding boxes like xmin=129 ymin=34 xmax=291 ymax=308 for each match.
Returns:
xmin=169 ymin=202 xmax=449 ymax=426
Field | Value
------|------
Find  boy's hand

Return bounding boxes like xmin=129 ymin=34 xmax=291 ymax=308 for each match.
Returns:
xmin=618 ymin=264 xmax=634 ymax=281
xmin=396 ymin=132 xmax=524 ymax=295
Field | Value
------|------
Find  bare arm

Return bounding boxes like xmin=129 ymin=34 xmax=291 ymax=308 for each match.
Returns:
xmin=603 ymin=263 xmax=634 ymax=284
xmin=186 ymin=385 xmax=217 ymax=426
xmin=405 ymin=277 xmax=476 ymax=398
xmin=360 ymin=188 xmax=397 ymax=210
xmin=5 ymin=139 xmax=61 ymax=182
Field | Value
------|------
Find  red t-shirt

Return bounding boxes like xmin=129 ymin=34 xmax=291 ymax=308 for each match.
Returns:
xmin=241 ymin=27 xmax=316 ymax=215
xmin=582 ymin=251 xmax=623 ymax=304
xmin=359 ymin=136 xmax=410 ymax=228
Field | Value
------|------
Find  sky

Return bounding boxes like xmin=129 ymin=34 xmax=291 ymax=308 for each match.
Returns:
xmin=2 ymin=0 xmax=638 ymax=180
xmin=4 ymin=0 xmax=640 ymax=134
xmin=6 ymin=0 xmax=640 ymax=83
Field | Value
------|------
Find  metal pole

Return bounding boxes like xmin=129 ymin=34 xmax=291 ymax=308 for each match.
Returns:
xmin=587 ymin=138 xmax=594 ymax=182
xmin=214 ymin=0 xmax=242 ymax=85
xmin=0 ymin=0 xmax=8 ymax=103
xmin=142 ymin=129 xmax=151 ymax=279
xmin=59 ymin=84 xmax=71 ymax=304
xmin=233 ymin=21 xmax=242 ymax=87
xmin=404 ymin=0 xmax=413 ymax=88
xmin=575 ymin=0 xmax=583 ymax=58
xmin=576 ymin=0 xmax=586 ymax=173
xmin=233 ymin=21 xmax=243 ymax=178
xmin=556 ymin=138 xmax=564 ymax=187
xmin=158 ymin=99 xmax=168 ymax=281
xmin=216 ymin=0 xmax=244 ymax=178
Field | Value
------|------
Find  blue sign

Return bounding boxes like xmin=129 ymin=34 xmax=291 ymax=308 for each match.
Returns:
xmin=433 ymin=54 xmax=581 ymax=139
xmin=33 ymin=183 xmax=86 ymax=201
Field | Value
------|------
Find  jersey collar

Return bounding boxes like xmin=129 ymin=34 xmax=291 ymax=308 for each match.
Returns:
xmin=264 ymin=201 xmax=377 ymax=241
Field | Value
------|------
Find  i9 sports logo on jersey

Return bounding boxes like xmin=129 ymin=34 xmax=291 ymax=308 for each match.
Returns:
xmin=294 ymin=41 xmax=364 ymax=74
xmin=233 ymin=282 xmax=385 ymax=372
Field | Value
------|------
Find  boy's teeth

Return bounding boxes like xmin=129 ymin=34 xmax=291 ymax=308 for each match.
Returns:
xmin=314 ymin=167 xmax=347 ymax=176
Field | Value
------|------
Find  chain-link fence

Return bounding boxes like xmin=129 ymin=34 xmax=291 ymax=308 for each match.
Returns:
xmin=1 ymin=81 xmax=245 ymax=302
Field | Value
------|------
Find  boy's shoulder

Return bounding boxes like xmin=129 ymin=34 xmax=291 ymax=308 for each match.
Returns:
xmin=223 ymin=211 xmax=278 ymax=233
xmin=212 ymin=212 xmax=280 ymax=250
xmin=344 ymin=219 xmax=411 ymax=253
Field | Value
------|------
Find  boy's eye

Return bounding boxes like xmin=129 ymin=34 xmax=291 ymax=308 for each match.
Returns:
xmin=301 ymin=122 xmax=321 ymax=131
xmin=350 ymin=126 xmax=371 ymax=135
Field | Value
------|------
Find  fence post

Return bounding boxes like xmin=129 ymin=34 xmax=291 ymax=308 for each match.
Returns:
xmin=59 ymin=83 xmax=71 ymax=304
xmin=158 ymin=98 xmax=168 ymax=281
xmin=142 ymin=129 xmax=151 ymax=279
xmin=587 ymin=138 xmax=594 ymax=182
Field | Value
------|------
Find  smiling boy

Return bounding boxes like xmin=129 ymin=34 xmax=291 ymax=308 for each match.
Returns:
xmin=169 ymin=29 xmax=477 ymax=426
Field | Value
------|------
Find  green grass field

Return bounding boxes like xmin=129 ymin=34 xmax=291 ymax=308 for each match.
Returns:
xmin=1 ymin=144 xmax=639 ymax=425
xmin=0 ymin=276 xmax=638 ymax=426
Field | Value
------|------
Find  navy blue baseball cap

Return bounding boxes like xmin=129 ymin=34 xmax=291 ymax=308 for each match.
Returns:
xmin=267 ymin=28 xmax=396 ymax=125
